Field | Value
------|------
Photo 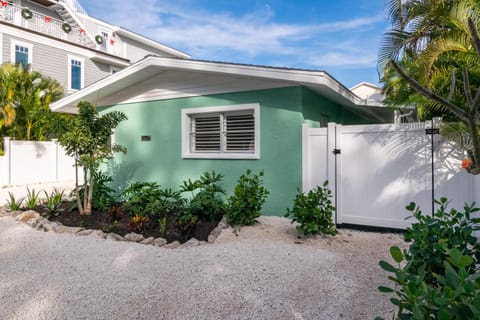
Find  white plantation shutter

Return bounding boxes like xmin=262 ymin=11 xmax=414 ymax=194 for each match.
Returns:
xmin=182 ymin=103 xmax=259 ymax=159
xmin=225 ymin=113 xmax=255 ymax=152
xmin=191 ymin=116 xmax=221 ymax=151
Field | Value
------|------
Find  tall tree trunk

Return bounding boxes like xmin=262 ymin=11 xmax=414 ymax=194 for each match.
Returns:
xmin=85 ymin=165 xmax=94 ymax=215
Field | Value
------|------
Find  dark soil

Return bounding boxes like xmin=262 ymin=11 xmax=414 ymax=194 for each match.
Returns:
xmin=34 ymin=202 xmax=219 ymax=244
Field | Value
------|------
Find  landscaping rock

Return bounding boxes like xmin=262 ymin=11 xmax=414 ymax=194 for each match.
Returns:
xmin=140 ymin=237 xmax=154 ymax=245
xmin=9 ymin=210 xmax=24 ymax=218
xmin=179 ymin=238 xmax=206 ymax=249
xmin=25 ymin=217 xmax=40 ymax=228
xmin=164 ymin=240 xmax=181 ymax=249
xmin=55 ymin=225 xmax=84 ymax=234
xmin=15 ymin=210 xmax=40 ymax=223
xmin=34 ymin=218 xmax=48 ymax=230
xmin=106 ymin=233 xmax=124 ymax=241
xmin=91 ymin=230 xmax=105 ymax=239
xmin=208 ymin=226 xmax=223 ymax=243
xmin=42 ymin=222 xmax=55 ymax=232
xmin=77 ymin=229 xmax=94 ymax=236
xmin=124 ymin=232 xmax=144 ymax=243
xmin=153 ymin=238 xmax=167 ymax=247
xmin=218 ymin=216 xmax=229 ymax=229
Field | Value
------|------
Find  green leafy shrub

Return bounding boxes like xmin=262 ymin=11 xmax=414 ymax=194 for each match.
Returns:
xmin=377 ymin=199 xmax=480 ymax=319
xmin=121 ymin=181 xmax=162 ymax=216
xmin=91 ymin=170 xmax=117 ymax=211
xmin=25 ymin=187 xmax=40 ymax=209
xmin=121 ymin=182 xmax=186 ymax=235
xmin=6 ymin=192 xmax=23 ymax=210
xmin=180 ymin=171 xmax=225 ymax=222
xmin=403 ymin=199 xmax=480 ymax=282
xmin=285 ymin=181 xmax=337 ymax=236
xmin=43 ymin=188 xmax=65 ymax=215
xmin=226 ymin=169 xmax=269 ymax=226
xmin=78 ymin=170 xmax=117 ymax=212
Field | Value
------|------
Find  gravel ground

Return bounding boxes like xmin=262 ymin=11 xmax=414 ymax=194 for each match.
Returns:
xmin=0 ymin=215 xmax=405 ymax=320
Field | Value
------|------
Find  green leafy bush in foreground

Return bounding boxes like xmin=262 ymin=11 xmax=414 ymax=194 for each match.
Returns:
xmin=285 ymin=181 xmax=337 ymax=236
xmin=377 ymin=199 xmax=480 ymax=319
xmin=226 ymin=169 xmax=269 ymax=226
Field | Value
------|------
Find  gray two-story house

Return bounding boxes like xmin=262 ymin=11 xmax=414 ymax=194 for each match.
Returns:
xmin=0 ymin=0 xmax=189 ymax=94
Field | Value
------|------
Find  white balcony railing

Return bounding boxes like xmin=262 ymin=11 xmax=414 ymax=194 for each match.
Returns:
xmin=61 ymin=0 xmax=88 ymax=16
xmin=0 ymin=4 xmax=95 ymax=49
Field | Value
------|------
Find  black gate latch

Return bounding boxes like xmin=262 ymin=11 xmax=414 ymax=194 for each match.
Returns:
xmin=333 ymin=149 xmax=341 ymax=155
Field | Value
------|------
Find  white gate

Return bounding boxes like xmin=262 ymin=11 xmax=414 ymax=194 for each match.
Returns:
xmin=303 ymin=122 xmax=476 ymax=229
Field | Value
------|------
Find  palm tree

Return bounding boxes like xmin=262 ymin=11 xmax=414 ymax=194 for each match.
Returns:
xmin=0 ymin=63 xmax=65 ymax=141
xmin=0 ymin=63 xmax=21 ymax=128
xmin=379 ymin=0 xmax=480 ymax=173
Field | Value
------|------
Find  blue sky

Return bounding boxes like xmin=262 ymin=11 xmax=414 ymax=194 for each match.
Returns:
xmin=81 ymin=0 xmax=389 ymax=88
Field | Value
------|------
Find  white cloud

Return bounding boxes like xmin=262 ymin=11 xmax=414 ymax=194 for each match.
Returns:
xmin=81 ymin=0 xmax=386 ymax=86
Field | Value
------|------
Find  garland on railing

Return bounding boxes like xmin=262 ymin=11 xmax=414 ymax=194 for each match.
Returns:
xmin=62 ymin=23 xmax=72 ymax=34
xmin=21 ymin=7 xmax=33 ymax=20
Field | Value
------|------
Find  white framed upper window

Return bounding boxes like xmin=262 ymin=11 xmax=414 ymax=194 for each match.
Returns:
xmin=67 ymin=55 xmax=84 ymax=91
xmin=182 ymin=103 xmax=260 ymax=159
xmin=10 ymin=40 xmax=32 ymax=69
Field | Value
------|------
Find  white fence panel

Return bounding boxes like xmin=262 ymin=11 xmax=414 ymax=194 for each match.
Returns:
xmin=9 ymin=140 xmax=56 ymax=185
xmin=337 ymin=124 xmax=431 ymax=229
xmin=1 ymin=137 xmax=78 ymax=187
xmin=303 ymin=122 xmax=478 ymax=230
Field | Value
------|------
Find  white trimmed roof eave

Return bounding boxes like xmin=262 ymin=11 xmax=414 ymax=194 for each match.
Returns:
xmin=50 ymin=57 xmax=379 ymax=113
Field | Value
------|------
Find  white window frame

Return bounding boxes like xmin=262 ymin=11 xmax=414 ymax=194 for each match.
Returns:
xmin=67 ymin=55 xmax=85 ymax=91
xmin=182 ymin=103 xmax=260 ymax=159
xmin=10 ymin=40 xmax=33 ymax=67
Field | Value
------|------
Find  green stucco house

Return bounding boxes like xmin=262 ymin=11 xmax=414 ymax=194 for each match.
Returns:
xmin=51 ymin=56 xmax=392 ymax=215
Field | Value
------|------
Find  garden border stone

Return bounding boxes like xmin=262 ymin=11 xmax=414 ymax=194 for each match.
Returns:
xmin=2 ymin=209 xmax=229 ymax=249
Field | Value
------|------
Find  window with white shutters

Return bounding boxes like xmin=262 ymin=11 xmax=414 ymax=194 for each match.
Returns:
xmin=182 ymin=104 xmax=260 ymax=159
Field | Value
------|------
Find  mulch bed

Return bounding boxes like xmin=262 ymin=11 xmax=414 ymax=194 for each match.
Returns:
xmin=34 ymin=202 xmax=219 ymax=244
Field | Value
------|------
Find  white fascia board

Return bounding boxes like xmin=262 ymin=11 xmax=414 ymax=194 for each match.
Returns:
xmin=144 ymin=58 xmax=364 ymax=105
xmin=51 ymin=56 xmax=369 ymax=112
xmin=50 ymin=57 xmax=154 ymax=112
xmin=113 ymin=28 xmax=190 ymax=59
xmin=2 ymin=24 xmax=129 ymax=66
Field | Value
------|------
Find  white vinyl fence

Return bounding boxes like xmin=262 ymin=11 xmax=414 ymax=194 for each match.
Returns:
xmin=303 ymin=122 xmax=480 ymax=231
xmin=0 ymin=137 xmax=78 ymax=186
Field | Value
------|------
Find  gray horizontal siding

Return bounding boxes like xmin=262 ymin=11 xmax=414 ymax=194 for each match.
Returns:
xmin=4 ymin=33 xmax=112 ymax=93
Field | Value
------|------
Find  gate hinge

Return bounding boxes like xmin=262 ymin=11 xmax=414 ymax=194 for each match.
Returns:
xmin=333 ymin=148 xmax=341 ymax=155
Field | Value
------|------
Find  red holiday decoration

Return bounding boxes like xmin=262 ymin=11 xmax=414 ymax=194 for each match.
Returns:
xmin=79 ymin=28 xmax=86 ymax=35
xmin=110 ymin=39 xmax=115 ymax=46
xmin=462 ymin=158 xmax=473 ymax=170
xmin=1 ymin=1 xmax=8 ymax=8
xmin=44 ymin=16 xmax=51 ymax=23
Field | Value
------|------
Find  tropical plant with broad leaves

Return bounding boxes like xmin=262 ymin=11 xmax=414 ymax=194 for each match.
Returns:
xmin=59 ymin=101 xmax=127 ymax=215
xmin=379 ymin=0 xmax=480 ymax=173
xmin=0 ymin=63 xmax=68 ymax=141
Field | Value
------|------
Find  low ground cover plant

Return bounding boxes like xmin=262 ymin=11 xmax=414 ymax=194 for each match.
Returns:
xmin=377 ymin=198 xmax=480 ymax=319
xmin=5 ymin=169 xmax=271 ymax=244
xmin=285 ymin=180 xmax=337 ymax=236
xmin=226 ymin=169 xmax=269 ymax=226
xmin=6 ymin=192 xmax=23 ymax=211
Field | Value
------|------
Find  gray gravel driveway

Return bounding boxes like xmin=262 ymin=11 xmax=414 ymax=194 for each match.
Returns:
xmin=0 ymin=215 xmax=404 ymax=320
